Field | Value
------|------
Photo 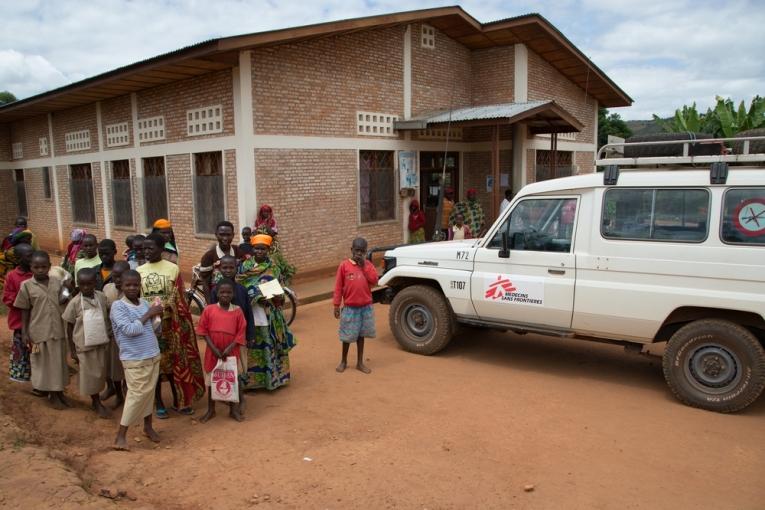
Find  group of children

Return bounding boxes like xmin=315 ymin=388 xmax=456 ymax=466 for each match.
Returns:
xmin=3 ymin=216 xmax=380 ymax=448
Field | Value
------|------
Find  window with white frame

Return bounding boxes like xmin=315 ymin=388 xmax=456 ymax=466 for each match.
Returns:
xmin=418 ymin=127 xmax=463 ymax=140
xmin=12 ymin=142 xmax=23 ymax=160
xmin=187 ymin=105 xmax=223 ymax=136
xmin=106 ymin=122 xmax=130 ymax=147
xmin=359 ymin=150 xmax=395 ymax=223
xmin=193 ymin=151 xmax=225 ymax=234
xmin=421 ymin=24 xmax=436 ymax=49
xmin=111 ymin=160 xmax=133 ymax=227
xmin=39 ymin=137 xmax=49 ymax=156
xmin=65 ymin=130 xmax=91 ymax=152
xmin=70 ymin=163 xmax=96 ymax=224
xmin=42 ymin=167 xmax=52 ymax=199
xmin=357 ymin=112 xmax=398 ymax=137
xmin=142 ymin=157 xmax=168 ymax=226
xmin=14 ymin=169 xmax=27 ymax=217
xmin=137 ymin=116 xmax=165 ymax=143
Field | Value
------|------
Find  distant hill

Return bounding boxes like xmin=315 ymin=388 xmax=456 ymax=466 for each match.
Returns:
xmin=625 ymin=119 xmax=666 ymax=137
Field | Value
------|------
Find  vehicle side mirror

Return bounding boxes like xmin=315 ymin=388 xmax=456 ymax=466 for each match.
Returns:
xmin=499 ymin=232 xmax=510 ymax=258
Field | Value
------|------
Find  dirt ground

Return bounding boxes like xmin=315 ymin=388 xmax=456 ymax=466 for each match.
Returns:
xmin=0 ymin=301 xmax=763 ymax=509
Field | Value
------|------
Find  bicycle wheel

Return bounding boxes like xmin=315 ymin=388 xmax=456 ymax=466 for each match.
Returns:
xmin=282 ymin=288 xmax=297 ymax=326
xmin=186 ymin=290 xmax=206 ymax=316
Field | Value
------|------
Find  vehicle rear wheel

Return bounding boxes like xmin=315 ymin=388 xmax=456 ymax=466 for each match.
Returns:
xmin=662 ymin=319 xmax=765 ymax=413
xmin=389 ymin=285 xmax=455 ymax=355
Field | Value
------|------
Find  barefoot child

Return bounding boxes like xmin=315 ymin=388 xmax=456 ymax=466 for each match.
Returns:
xmin=63 ymin=268 xmax=112 ymax=418
xmin=110 ymin=270 xmax=163 ymax=450
xmin=101 ymin=261 xmax=130 ymax=407
xmin=3 ymin=244 xmax=34 ymax=383
xmin=197 ymin=279 xmax=246 ymax=422
xmin=333 ymin=237 xmax=378 ymax=374
xmin=14 ymin=251 xmax=70 ymax=408
xmin=210 ymin=255 xmax=255 ymax=399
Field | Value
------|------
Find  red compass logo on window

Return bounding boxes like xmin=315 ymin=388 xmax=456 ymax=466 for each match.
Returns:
xmin=733 ymin=198 xmax=765 ymax=237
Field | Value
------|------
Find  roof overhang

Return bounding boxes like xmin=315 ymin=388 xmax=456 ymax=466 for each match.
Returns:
xmin=395 ymin=100 xmax=585 ymax=134
xmin=0 ymin=6 xmax=631 ymax=123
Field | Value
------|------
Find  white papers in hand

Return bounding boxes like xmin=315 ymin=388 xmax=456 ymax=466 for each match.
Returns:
xmin=258 ymin=278 xmax=284 ymax=299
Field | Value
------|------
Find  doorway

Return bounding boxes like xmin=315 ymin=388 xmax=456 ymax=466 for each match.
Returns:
xmin=419 ymin=151 xmax=460 ymax=238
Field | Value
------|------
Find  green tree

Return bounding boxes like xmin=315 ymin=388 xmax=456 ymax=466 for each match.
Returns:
xmin=598 ymin=108 xmax=632 ymax=148
xmin=0 ymin=91 xmax=17 ymax=106
xmin=652 ymin=103 xmax=703 ymax=133
xmin=654 ymin=96 xmax=765 ymax=138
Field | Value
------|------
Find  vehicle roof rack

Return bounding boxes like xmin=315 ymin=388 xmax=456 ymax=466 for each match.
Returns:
xmin=595 ymin=135 xmax=765 ymax=185
xmin=595 ymin=135 xmax=765 ymax=167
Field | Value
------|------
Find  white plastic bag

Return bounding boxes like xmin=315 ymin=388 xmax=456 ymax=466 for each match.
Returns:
xmin=211 ymin=356 xmax=239 ymax=403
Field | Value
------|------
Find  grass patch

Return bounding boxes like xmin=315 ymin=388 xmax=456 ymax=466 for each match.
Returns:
xmin=12 ymin=437 xmax=25 ymax=451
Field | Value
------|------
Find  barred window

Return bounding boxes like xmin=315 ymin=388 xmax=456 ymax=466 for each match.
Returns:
xmin=535 ymin=150 xmax=573 ymax=182
xmin=359 ymin=150 xmax=395 ymax=223
xmin=70 ymin=164 xmax=96 ymax=224
xmin=142 ymin=157 xmax=168 ymax=227
xmin=14 ymin=169 xmax=27 ymax=218
xmin=42 ymin=167 xmax=52 ymax=199
xmin=111 ymin=160 xmax=133 ymax=227
xmin=193 ymin=151 xmax=225 ymax=234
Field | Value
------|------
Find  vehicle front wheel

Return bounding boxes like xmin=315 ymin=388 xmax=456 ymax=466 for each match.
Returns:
xmin=388 ymin=285 xmax=455 ymax=355
xmin=662 ymin=319 xmax=765 ymax=413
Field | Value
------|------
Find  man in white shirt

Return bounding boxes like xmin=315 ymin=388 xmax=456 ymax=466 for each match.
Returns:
xmin=499 ymin=189 xmax=513 ymax=215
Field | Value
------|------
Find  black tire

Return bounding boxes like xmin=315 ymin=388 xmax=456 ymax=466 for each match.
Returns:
xmin=624 ymin=132 xmax=720 ymax=158
xmin=388 ymin=285 xmax=455 ymax=355
xmin=186 ymin=290 xmax=206 ymax=316
xmin=282 ymin=288 xmax=297 ymax=326
xmin=662 ymin=319 xmax=765 ymax=413
xmin=732 ymin=128 xmax=765 ymax=155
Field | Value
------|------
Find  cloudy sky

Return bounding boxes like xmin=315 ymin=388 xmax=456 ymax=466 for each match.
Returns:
xmin=1 ymin=0 xmax=763 ymax=120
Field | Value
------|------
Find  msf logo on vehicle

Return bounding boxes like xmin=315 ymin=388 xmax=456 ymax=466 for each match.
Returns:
xmin=485 ymin=275 xmax=516 ymax=300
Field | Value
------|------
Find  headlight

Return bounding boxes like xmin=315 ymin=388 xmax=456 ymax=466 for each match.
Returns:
xmin=383 ymin=256 xmax=396 ymax=274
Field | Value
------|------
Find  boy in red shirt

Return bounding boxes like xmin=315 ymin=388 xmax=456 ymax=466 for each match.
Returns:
xmin=3 ymin=244 xmax=34 ymax=383
xmin=333 ymin=237 xmax=378 ymax=374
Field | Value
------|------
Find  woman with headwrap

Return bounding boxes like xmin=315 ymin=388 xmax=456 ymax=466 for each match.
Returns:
xmin=2 ymin=217 xmax=38 ymax=252
xmin=0 ymin=219 xmax=38 ymax=292
xmin=252 ymin=205 xmax=295 ymax=285
xmin=152 ymin=219 xmax=180 ymax=265
xmin=61 ymin=228 xmax=88 ymax=277
xmin=408 ymin=199 xmax=426 ymax=244
xmin=237 ymin=234 xmax=296 ymax=390
xmin=253 ymin=205 xmax=278 ymax=236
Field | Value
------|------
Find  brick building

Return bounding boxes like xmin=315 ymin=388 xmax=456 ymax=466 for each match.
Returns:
xmin=0 ymin=6 xmax=631 ymax=275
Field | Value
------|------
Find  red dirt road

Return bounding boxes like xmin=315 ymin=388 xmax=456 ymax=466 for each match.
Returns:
xmin=1 ymin=301 xmax=763 ymax=509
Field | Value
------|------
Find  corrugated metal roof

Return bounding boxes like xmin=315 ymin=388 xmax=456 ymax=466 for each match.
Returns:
xmin=410 ymin=101 xmax=551 ymax=124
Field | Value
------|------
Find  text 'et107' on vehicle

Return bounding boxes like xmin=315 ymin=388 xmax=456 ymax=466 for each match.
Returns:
xmin=373 ymin=136 xmax=765 ymax=413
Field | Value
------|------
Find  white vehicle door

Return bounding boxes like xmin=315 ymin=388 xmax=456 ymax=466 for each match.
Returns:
xmin=470 ymin=196 xmax=578 ymax=329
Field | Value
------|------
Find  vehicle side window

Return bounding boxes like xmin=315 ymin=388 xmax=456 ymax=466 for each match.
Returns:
xmin=602 ymin=188 xmax=709 ymax=242
xmin=721 ymin=188 xmax=765 ymax=245
xmin=488 ymin=198 xmax=577 ymax=252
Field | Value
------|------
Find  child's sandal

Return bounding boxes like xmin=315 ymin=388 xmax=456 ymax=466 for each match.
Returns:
xmin=156 ymin=407 xmax=169 ymax=419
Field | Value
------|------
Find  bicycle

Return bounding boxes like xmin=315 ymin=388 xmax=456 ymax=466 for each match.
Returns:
xmin=185 ymin=265 xmax=298 ymax=326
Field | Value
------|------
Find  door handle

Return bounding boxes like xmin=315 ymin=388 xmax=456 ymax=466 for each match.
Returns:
xmin=548 ymin=269 xmax=566 ymax=275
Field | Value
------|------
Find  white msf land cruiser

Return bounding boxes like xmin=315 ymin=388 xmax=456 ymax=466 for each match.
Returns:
xmin=376 ymin=137 xmax=765 ymax=413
